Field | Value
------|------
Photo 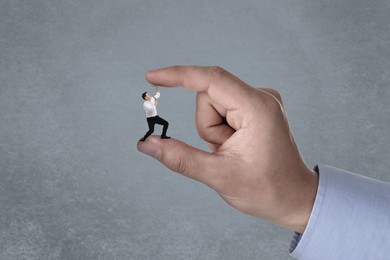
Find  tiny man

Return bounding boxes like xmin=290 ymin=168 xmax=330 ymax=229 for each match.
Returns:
xmin=140 ymin=86 xmax=170 ymax=141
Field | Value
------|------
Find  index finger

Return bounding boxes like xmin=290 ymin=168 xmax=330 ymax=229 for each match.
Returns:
xmin=145 ymin=66 xmax=258 ymax=111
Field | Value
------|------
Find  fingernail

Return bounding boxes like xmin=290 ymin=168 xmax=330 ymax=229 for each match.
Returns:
xmin=137 ymin=141 xmax=162 ymax=160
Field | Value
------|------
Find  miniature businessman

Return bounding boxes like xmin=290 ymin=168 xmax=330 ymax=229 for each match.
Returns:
xmin=140 ymin=86 xmax=170 ymax=141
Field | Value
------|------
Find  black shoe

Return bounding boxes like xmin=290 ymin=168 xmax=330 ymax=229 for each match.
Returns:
xmin=139 ymin=137 xmax=147 ymax=142
xmin=161 ymin=135 xmax=171 ymax=139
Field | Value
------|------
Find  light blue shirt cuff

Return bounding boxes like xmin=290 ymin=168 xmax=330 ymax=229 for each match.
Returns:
xmin=289 ymin=164 xmax=390 ymax=259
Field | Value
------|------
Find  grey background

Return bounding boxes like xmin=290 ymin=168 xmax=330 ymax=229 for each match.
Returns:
xmin=1 ymin=0 xmax=390 ymax=259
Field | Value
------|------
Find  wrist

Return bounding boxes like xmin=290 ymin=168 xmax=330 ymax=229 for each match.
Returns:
xmin=292 ymin=168 xmax=318 ymax=233
xmin=278 ymin=167 xmax=318 ymax=233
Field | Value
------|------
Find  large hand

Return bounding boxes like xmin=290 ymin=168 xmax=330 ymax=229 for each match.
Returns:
xmin=137 ymin=66 xmax=318 ymax=233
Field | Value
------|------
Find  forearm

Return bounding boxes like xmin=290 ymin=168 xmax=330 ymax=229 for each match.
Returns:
xmin=154 ymin=91 xmax=160 ymax=100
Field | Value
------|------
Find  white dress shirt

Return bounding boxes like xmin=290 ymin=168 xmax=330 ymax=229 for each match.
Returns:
xmin=143 ymin=92 xmax=160 ymax=118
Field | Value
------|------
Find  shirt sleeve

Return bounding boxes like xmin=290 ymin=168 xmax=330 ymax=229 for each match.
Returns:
xmin=154 ymin=92 xmax=160 ymax=99
xmin=289 ymin=164 xmax=390 ymax=259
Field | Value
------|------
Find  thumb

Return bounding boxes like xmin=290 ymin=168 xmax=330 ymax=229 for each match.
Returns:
xmin=137 ymin=136 xmax=220 ymax=186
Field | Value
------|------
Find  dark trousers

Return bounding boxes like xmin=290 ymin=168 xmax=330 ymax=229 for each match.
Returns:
xmin=143 ymin=116 xmax=169 ymax=139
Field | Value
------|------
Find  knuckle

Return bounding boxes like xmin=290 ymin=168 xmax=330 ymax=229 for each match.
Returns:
xmin=208 ymin=66 xmax=227 ymax=78
xmin=257 ymin=88 xmax=283 ymax=104
xmin=269 ymin=89 xmax=282 ymax=101
xmin=174 ymin=154 xmax=192 ymax=176
xmin=267 ymin=89 xmax=282 ymax=103
xmin=209 ymin=65 xmax=226 ymax=74
xmin=254 ymin=88 xmax=284 ymax=113
xmin=206 ymin=66 xmax=228 ymax=91
xmin=265 ymin=94 xmax=283 ymax=114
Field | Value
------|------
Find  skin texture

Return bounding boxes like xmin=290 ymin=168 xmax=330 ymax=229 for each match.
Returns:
xmin=137 ymin=65 xmax=318 ymax=233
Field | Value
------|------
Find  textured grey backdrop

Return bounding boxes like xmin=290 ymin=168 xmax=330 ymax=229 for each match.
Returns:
xmin=1 ymin=0 xmax=390 ymax=259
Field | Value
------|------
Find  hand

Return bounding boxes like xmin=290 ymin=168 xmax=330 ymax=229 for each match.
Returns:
xmin=137 ymin=66 xmax=318 ymax=233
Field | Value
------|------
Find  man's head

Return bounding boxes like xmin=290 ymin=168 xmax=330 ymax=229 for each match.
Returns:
xmin=142 ymin=92 xmax=151 ymax=101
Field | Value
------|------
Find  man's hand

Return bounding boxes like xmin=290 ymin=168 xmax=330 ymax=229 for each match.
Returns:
xmin=137 ymin=66 xmax=318 ymax=233
xmin=152 ymin=85 xmax=159 ymax=106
